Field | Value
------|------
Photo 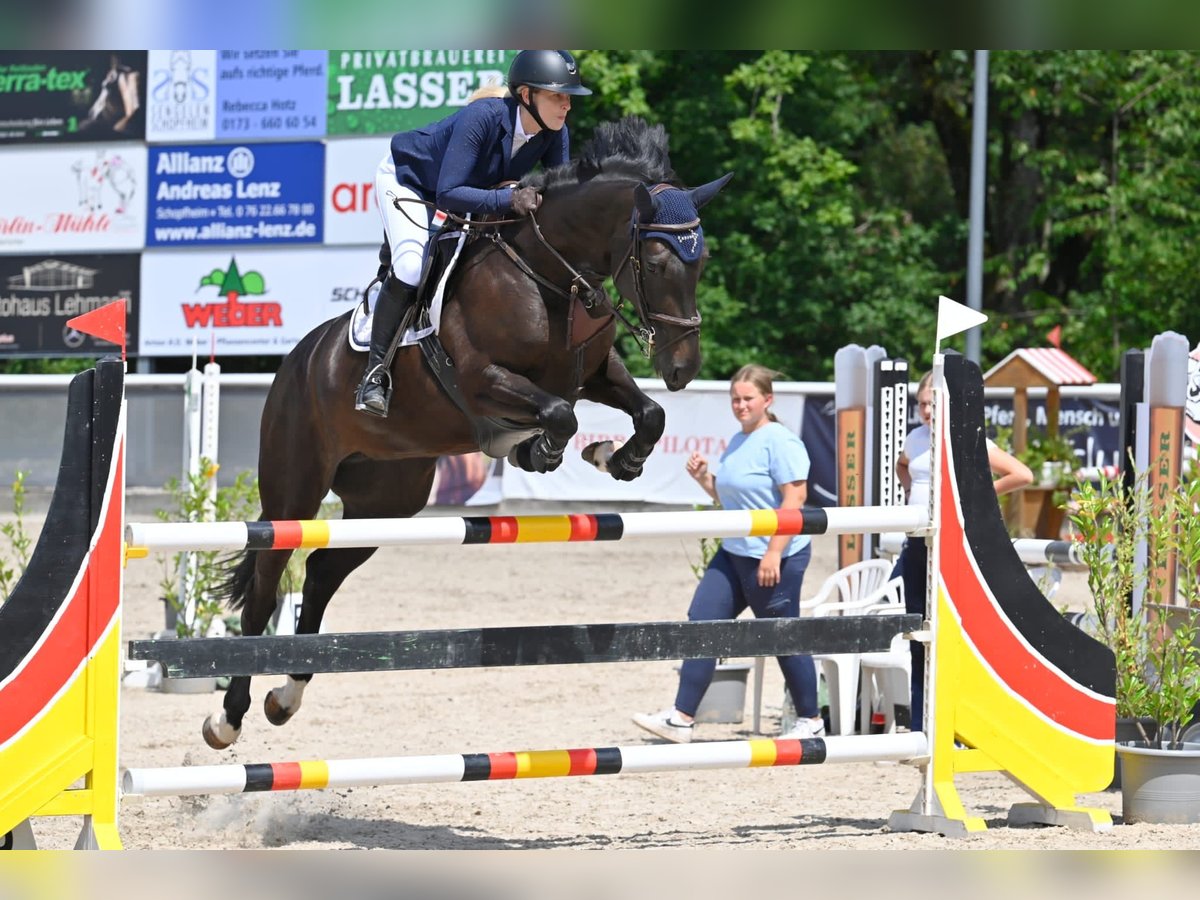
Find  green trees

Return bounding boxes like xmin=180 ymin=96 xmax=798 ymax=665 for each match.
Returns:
xmin=576 ymin=50 xmax=1200 ymax=382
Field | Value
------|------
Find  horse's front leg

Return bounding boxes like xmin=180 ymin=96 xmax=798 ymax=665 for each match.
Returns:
xmin=580 ymin=350 xmax=665 ymax=482
xmin=469 ymin=363 xmax=578 ymax=473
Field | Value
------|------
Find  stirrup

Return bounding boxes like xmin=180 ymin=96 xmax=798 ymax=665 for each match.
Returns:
xmin=355 ymin=365 xmax=393 ymax=417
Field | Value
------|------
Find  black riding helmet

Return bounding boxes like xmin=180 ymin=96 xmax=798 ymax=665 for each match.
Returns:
xmin=508 ymin=50 xmax=591 ymax=133
xmin=507 ymin=49 xmax=592 ymax=96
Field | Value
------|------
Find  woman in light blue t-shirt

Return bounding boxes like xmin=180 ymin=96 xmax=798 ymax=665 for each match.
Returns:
xmin=633 ymin=364 xmax=822 ymax=744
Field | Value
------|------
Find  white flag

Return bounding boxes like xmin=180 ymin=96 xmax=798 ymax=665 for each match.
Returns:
xmin=935 ymin=294 xmax=988 ymax=345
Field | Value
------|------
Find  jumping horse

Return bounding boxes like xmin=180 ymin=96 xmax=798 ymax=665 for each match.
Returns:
xmin=204 ymin=116 xmax=732 ymax=749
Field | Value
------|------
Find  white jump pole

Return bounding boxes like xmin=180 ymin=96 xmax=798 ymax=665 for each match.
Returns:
xmin=122 ymin=732 xmax=929 ymax=798
xmin=126 ymin=506 xmax=932 ymax=555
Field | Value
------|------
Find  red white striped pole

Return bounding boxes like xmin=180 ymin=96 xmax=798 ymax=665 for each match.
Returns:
xmin=125 ymin=506 xmax=931 ymax=555
xmin=121 ymin=732 xmax=928 ymax=797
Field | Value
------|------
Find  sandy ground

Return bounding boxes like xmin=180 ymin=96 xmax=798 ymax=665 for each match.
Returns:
xmin=12 ymin=501 xmax=1200 ymax=851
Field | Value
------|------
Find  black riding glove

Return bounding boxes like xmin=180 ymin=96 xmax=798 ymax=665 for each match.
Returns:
xmin=510 ymin=187 xmax=542 ymax=216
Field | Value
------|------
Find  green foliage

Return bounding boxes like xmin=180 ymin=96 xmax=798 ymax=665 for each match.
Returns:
xmin=155 ymin=461 xmax=260 ymax=638
xmin=1070 ymin=466 xmax=1200 ymax=747
xmin=576 ymin=51 xmax=1200 ymax=383
xmin=153 ymin=460 xmax=341 ymax=637
xmin=0 ymin=471 xmax=32 ymax=602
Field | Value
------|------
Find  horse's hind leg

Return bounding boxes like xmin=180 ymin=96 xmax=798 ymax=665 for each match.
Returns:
xmin=261 ymin=544 xmax=378 ymax=727
xmin=261 ymin=456 xmax=438 ymax=729
xmin=201 ymin=548 xmax=294 ymax=750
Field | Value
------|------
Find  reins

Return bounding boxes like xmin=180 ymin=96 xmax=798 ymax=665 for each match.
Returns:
xmin=389 ymin=188 xmax=702 ymax=359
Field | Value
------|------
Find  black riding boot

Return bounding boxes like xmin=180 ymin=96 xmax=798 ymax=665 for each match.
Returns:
xmin=355 ymin=278 xmax=416 ymax=417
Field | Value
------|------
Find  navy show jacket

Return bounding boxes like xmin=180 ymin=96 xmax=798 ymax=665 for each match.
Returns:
xmin=389 ymin=96 xmax=569 ymax=216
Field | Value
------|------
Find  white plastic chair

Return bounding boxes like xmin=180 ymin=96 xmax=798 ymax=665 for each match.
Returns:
xmin=751 ymin=558 xmax=899 ymax=735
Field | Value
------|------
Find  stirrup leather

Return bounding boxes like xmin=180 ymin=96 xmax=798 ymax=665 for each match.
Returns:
xmin=355 ymin=364 xmax=393 ymax=416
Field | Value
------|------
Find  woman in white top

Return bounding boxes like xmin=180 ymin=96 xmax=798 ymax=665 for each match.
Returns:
xmin=895 ymin=370 xmax=1033 ymax=733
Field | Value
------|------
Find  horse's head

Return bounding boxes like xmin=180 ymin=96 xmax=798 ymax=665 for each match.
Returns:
xmin=610 ymin=172 xmax=733 ymax=391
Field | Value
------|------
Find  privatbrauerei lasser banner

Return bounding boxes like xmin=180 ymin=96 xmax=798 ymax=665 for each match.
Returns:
xmin=327 ymin=49 xmax=515 ymax=135
xmin=0 ymin=51 xmax=148 ymax=143
xmin=0 ymin=143 xmax=147 ymax=252
xmin=0 ymin=254 xmax=139 ymax=357
xmin=146 ymin=142 xmax=325 ymax=246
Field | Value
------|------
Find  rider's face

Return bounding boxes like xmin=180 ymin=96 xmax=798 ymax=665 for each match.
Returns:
xmin=525 ymin=88 xmax=571 ymax=132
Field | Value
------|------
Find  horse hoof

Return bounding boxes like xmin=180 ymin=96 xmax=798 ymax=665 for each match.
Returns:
xmin=582 ymin=440 xmax=623 ymax=473
xmin=202 ymin=715 xmax=239 ymax=750
xmin=264 ymin=690 xmax=295 ymax=727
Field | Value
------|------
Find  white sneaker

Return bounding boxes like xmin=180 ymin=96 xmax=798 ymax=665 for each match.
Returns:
xmin=781 ymin=716 xmax=826 ymax=739
xmin=633 ymin=708 xmax=694 ymax=744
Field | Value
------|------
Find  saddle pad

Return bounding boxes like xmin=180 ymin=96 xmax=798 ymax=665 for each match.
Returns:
xmin=348 ymin=224 xmax=469 ymax=353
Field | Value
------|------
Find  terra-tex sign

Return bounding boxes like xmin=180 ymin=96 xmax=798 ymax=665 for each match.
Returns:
xmin=138 ymin=246 xmax=373 ymax=356
xmin=0 ymin=51 xmax=148 ymax=143
xmin=146 ymin=141 xmax=324 ymax=246
xmin=327 ymin=49 xmax=515 ymax=135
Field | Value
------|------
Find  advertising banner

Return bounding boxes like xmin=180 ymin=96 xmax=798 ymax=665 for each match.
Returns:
xmin=215 ymin=50 xmax=327 ymax=140
xmin=0 ymin=51 xmax=147 ymax=143
xmin=138 ymin=246 xmax=376 ymax=357
xmin=323 ymin=136 xmax=391 ymax=245
xmin=327 ymin=49 xmax=515 ymax=135
xmin=146 ymin=50 xmax=327 ymax=142
xmin=146 ymin=50 xmax=217 ymax=142
xmin=146 ymin=141 xmax=325 ymax=247
xmin=0 ymin=143 xmax=147 ymax=252
xmin=0 ymin=254 xmax=139 ymax=357
xmin=499 ymin=388 xmax=806 ymax=505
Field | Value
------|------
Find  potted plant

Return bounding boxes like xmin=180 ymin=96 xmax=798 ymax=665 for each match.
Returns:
xmin=154 ymin=460 xmax=260 ymax=693
xmin=1070 ymin=465 xmax=1200 ymax=823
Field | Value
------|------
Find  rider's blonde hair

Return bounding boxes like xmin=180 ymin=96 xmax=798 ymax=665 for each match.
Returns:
xmin=467 ymin=83 xmax=511 ymax=103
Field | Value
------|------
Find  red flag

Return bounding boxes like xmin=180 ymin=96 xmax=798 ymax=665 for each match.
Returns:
xmin=1046 ymin=324 xmax=1062 ymax=350
xmin=66 ymin=299 xmax=126 ymax=360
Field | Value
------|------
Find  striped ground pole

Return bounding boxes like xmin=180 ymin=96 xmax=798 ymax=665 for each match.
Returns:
xmin=124 ymin=506 xmax=930 ymax=555
xmin=877 ymin=531 xmax=1087 ymax=569
xmin=121 ymin=733 xmax=928 ymax=797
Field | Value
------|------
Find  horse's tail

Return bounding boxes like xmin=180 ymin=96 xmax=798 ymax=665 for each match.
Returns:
xmin=215 ymin=549 xmax=259 ymax=612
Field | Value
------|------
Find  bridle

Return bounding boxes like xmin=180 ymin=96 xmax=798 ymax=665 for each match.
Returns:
xmin=389 ymin=184 xmax=703 ymax=359
xmin=609 ymin=182 xmax=704 ymax=358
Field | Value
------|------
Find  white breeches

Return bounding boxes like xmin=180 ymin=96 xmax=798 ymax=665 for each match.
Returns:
xmin=374 ymin=153 xmax=432 ymax=288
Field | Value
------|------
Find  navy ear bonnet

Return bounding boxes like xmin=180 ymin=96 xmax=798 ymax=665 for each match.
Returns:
xmin=637 ymin=187 xmax=705 ymax=263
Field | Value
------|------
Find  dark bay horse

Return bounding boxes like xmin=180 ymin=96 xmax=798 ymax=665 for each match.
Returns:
xmin=203 ymin=117 xmax=732 ymax=749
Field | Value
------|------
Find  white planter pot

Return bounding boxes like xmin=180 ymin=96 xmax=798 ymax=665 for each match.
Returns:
xmin=1117 ymin=740 xmax=1200 ymax=824
xmin=159 ymin=674 xmax=218 ymax=695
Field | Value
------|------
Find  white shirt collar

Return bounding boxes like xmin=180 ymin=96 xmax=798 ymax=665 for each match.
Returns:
xmin=512 ymin=107 xmax=532 ymax=156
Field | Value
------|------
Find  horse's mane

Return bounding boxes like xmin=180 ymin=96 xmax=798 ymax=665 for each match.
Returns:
xmin=522 ymin=115 xmax=679 ymax=193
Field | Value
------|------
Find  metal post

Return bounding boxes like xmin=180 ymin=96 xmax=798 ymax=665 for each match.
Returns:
xmin=965 ymin=50 xmax=989 ymax=364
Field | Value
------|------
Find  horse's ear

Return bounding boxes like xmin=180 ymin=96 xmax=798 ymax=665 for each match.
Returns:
xmin=633 ymin=183 xmax=657 ymax=222
xmin=689 ymin=172 xmax=734 ymax=210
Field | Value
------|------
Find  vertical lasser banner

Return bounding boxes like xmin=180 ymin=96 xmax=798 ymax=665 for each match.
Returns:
xmin=327 ymin=49 xmax=517 ymax=135
xmin=146 ymin=142 xmax=325 ymax=247
xmin=137 ymin=245 xmax=373 ymax=357
xmin=0 ymin=51 xmax=147 ymax=143
xmin=0 ymin=143 xmax=148 ymax=253
xmin=0 ymin=254 xmax=139 ymax=358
